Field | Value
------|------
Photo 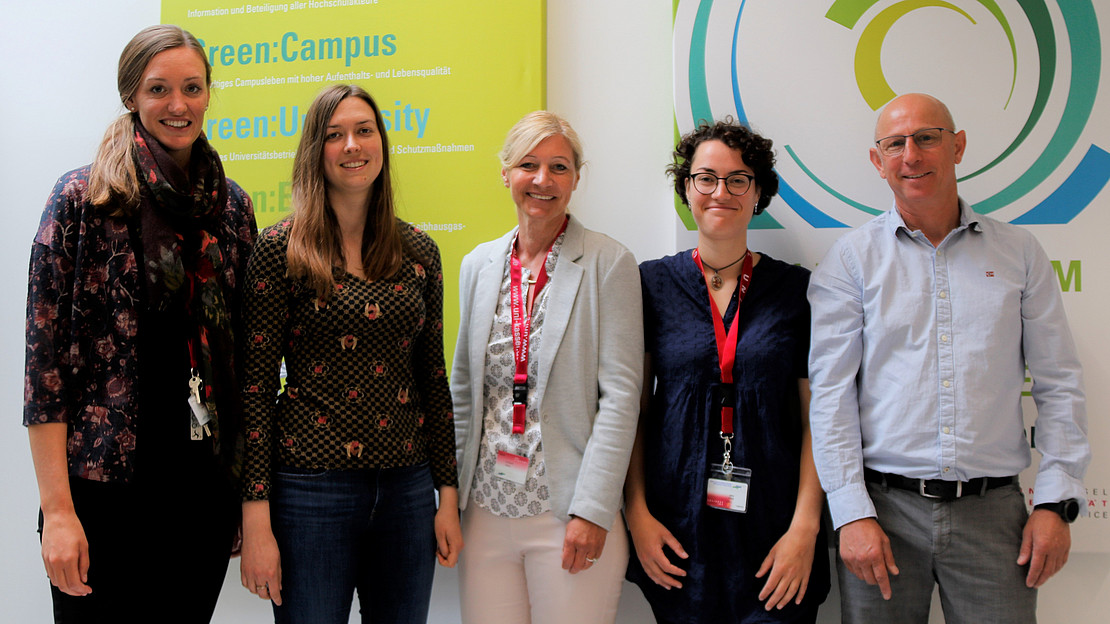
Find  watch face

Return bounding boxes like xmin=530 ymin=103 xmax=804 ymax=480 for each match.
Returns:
xmin=1064 ymin=500 xmax=1080 ymax=522
xmin=1036 ymin=500 xmax=1080 ymax=523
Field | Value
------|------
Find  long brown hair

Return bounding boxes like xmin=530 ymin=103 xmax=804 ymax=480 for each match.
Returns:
xmin=286 ymin=84 xmax=411 ymax=299
xmin=87 ymin=25 xmax=211 ymax=213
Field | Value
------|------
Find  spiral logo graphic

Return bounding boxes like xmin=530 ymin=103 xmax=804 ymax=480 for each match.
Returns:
xmin=674 ymin=0 xmax=1107 ymax=229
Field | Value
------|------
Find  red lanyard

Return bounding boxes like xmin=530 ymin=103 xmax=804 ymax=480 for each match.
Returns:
xmin=184 ymin=258 xmax=207 ymax=401
xmin=509 ymin=219 xmax=568 ymax=434
xmin=692 ymin=248 xmax=753 ymax=436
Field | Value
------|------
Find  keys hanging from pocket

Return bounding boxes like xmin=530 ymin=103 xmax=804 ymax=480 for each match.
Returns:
xmin=187 ymin=370 xmax=212 ymax=440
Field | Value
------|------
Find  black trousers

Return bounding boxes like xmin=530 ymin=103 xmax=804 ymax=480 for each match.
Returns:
xmin=39 ymin=470 xmax=238 ymax=624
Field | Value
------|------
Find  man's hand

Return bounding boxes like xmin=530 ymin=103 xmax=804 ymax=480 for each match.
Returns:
xmin=1017 ymin=508 xmax=1070 ymax=588
xmin=839 ymin=517 xmax=899 ymax=600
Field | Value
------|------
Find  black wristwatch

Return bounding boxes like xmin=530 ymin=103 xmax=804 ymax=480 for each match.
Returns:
xmin=1034 ymin=499 xmax=1080 ymax=523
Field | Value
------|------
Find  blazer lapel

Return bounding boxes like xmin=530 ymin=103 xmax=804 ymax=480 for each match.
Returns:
xmin=533 ymin=217 xmax=585 ymax=398
xmin=468 ymin=233 xmax=513 ymax=401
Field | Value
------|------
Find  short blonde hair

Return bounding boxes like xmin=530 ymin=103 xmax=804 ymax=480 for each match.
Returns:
xmin=498 ymin=111 xmax=585 ymax=171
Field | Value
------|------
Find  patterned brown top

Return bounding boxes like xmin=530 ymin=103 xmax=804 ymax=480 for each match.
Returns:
xmin=240 ymin=217 xmax=457 ymax=500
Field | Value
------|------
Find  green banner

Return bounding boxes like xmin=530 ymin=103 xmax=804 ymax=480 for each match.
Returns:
xmin=162 ymin=0 xmax=546 ymax=364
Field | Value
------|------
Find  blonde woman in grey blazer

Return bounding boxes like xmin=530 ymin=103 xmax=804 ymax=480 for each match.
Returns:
xmin=451 ymin=111 xmax=644 ymax=624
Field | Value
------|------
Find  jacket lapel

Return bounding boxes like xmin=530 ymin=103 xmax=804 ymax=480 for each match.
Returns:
xmin=468 ymin=232 xmax=513 ymax=400
xmin=533 ymin=217 xmax=585 ymax=399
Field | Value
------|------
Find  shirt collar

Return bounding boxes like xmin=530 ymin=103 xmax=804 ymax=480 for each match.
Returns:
xmin=885 ymin=196 xmax=982 ymax=238
xmin=957 ymin=198 xmax=983 ymax=232
xmin=505 ymin=228 xmax=567 ymax=276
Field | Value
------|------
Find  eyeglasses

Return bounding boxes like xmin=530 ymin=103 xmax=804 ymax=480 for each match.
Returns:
xmin=689 ymin=172 xmax=755 ymax=197
xmin=874 ymin=128 xmax=955 ymax=157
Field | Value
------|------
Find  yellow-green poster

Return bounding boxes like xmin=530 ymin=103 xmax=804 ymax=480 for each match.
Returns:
xmin=162 ymin=0 xmax=546 ymax=362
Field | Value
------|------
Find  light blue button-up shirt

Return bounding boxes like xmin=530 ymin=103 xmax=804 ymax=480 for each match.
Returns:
xmin=808 ymin=200 xmax=1089 ymax=529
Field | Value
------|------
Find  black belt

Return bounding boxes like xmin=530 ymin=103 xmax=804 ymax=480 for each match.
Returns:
xmin=864 ymin=468 xmax=1016 ymax=500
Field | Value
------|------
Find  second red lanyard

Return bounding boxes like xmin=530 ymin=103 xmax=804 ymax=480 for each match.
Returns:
xmin=692 ymin=248 xmax=753 ymax=435
xmin=509 ymin=220 xmax=568 ymax=434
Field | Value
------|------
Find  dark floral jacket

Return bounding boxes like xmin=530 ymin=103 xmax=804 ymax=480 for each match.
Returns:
xmin=23 ymin=166 xmax=256 ymax=482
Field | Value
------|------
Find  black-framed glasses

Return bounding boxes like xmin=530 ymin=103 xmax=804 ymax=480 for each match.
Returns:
xmin=875 ymin=127 xmax=955 ymax=157
xmin=689 ymin=172 xmax=755 ymax=196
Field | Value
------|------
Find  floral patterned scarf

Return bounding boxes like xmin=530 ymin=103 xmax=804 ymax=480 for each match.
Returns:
xmin=133 ymin=123 xmax=236 ymax=455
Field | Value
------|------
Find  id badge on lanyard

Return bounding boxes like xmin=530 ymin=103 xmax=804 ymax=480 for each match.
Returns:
xmin=693 ymin=249 xmax=755 ymax=513
xmin=706 ymin=383 xmax=752 ymax=513
xmin=708 ymin=465 xmax=752 ymax=513
xmin=494 ymin=449 xmax=530 ymax=485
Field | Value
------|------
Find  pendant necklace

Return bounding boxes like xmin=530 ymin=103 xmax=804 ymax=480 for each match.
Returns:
xmin=698 ymin=250 xmax=747 ymax=291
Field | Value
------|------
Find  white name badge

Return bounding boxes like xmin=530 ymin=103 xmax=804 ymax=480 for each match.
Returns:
xmin=494 ymin=450 xmax=529 ymax=485
xmin=706 ymin=464 xmax=751 ymax=513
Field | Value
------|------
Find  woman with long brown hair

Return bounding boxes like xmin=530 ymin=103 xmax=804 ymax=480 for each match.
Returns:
xmin=237 ymin=84 xmax=461 ymax=623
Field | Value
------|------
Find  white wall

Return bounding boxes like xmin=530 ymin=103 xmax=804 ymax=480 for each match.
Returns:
xmin=2 ymin=2 xmax=1106 ymax=622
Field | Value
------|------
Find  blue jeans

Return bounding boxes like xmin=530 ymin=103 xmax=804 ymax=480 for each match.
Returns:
xmin=270 ymin=463 xmax=437 ymax=624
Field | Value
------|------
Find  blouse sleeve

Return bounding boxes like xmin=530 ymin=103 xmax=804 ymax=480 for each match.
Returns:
xmin=239 ymin=224 xmax=293 ymax=500
xmin=409 ymin=229 xmax=459 ymax=489
xmin=24 ymin=174 xmax=81 ymax=427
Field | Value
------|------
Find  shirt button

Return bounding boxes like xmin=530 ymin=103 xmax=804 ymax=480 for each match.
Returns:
xmin=943 ymin=467 xmax=951 ymax=473
xmin=940 ymin=334 xmax=948 ymax=342
xmin=943 ymin=380 xmax=951 ymax=388
xmin=943 ymin=426 xmax=951 ymax=434
xmin=939 ymin=291 xmax=948 ymax=299
xmin=542 ymin=412 xmax=550 ymax=423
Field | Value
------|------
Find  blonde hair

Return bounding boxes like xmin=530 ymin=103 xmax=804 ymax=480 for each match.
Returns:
xmin=87 ymin=25 xmax=211 ymax=213
xmin=498 ymin=111 xmax=585 ymax=171
xmin=286 ymin=84 xmax=411 ymax=299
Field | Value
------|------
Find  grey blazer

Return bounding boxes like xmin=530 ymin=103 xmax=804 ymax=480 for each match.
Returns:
xmin=451 ymin=216 xmax=644 ymax=531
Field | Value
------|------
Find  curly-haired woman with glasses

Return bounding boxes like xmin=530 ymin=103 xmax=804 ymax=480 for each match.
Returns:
xmin=624 ymin=119 xmax=829 ymax=623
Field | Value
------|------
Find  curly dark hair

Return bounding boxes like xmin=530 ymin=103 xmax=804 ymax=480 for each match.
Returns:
xmin=667 ymin=118 xmax=778 ymax=214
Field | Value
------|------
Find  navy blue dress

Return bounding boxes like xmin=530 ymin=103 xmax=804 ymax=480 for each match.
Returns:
xmin=627 ymin=250 xmax=829 ymax=623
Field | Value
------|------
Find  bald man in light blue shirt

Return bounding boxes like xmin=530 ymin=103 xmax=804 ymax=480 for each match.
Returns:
xmin=808 ymin=93 xmax=1089 ymax=624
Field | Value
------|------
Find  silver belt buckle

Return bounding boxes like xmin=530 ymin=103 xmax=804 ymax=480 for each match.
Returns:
xmin=919 ymin=479 xmax=961 ymax=499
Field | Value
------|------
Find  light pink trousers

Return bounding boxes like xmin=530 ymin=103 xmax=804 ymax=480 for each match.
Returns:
xmin=459 ymin=505 xmax=629 ymax=624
